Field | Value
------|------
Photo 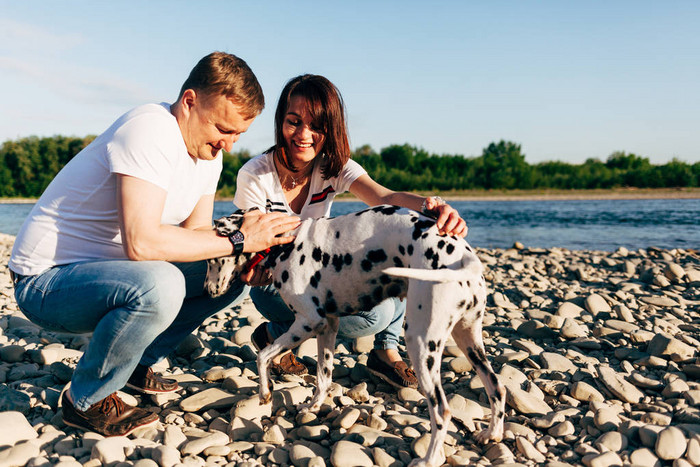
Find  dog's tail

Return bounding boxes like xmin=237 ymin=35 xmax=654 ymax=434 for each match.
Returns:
xmin=383 ymin=255 xmax=482 ymax=283
xmin=382 ymin=267 xmax=472 ymax=283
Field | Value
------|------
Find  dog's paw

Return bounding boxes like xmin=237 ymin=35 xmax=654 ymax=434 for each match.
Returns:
xmin=475 ymin=427 xmax=503 ymax=444
xmin=259 ymin=392 xmax=272 ymax=405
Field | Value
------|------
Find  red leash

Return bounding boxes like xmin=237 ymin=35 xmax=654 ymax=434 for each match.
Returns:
xmin=243 ymin=248 xmax=271 ymax=273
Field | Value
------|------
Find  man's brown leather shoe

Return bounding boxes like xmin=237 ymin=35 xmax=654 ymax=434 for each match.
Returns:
xmin=252 ymin=323 xmax=308 ymax=375
xmin=62 ymin=392 xmax=158 ymax=437
xmin=126 ymin=364 xmax=178 ymax=394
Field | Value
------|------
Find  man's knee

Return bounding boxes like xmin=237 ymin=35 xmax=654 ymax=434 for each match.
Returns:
xmin=130 ymin=262 xmax=186 ymax=317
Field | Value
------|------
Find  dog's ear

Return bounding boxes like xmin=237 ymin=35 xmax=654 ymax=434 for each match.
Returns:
xmin=213 ymin=207 xmax=261 ymax=235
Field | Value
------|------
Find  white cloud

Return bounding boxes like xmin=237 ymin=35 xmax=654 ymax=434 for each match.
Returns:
xmin=0 ymin=18 xmax=153 ymax=111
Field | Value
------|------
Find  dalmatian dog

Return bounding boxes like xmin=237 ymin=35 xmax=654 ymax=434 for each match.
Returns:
xmin=206 ymin=205 xmax=505 ymax=467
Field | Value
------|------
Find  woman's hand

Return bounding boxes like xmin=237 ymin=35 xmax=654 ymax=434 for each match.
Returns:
xmin=425 ymin=197 xmax=468 ymax=238
xmin=241 ymin=263 xmax=273 ymax=286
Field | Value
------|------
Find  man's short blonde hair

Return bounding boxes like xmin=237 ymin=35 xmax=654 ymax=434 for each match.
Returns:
xmin=179 ymin=52 xmax=264 ymax=119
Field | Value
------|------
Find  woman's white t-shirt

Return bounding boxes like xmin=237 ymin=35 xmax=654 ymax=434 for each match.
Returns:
xmin=233 ymin=151 xmax=366 ymax=218
xmin=9 ymin=103 xmax=222 ymax=276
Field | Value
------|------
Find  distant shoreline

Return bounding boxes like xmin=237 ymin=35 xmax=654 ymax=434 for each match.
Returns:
xmin=2 ymin=187 xmax=698 ymax=204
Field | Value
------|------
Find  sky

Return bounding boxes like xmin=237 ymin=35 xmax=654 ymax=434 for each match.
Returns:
xmin=1 ymin=1 xmax=698 ymax=165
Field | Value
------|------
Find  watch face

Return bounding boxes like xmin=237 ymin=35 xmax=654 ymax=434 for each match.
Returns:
xmin=230 ymin=231 xmax=244 ymax=243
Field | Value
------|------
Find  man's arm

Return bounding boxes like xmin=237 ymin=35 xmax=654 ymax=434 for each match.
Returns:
xmin=117 ymin=175 xmax=299 ymax=261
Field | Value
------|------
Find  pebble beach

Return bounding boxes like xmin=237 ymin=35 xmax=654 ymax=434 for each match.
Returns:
xmin=0 ymin=232 xmax=699 ymax=467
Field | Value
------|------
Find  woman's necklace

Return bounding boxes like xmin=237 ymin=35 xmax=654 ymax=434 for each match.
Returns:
xmin=280 ymin=162 xmax=313 ymax=190
xmin=285 ymin=172 xmax=305 ymax=189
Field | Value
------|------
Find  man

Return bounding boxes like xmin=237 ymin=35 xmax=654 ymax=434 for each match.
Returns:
xmin=9 ymin=52 xmax=299 ymax=436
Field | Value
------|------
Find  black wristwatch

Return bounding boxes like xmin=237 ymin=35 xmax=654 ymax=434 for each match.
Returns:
xmin=228 ymin=230 xmax=245 ymax=255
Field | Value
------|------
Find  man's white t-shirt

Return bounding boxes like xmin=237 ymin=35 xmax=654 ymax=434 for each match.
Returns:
xmin=233 ymin=151 xmax=366 ymax=218
xmin=9 ymin=103 xmax=222 ymax=276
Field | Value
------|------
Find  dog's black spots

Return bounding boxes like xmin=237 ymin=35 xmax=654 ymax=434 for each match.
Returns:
xmin=393 ymin=257 xmax=404 ymax=267
xmin=437 ymin=390 xmax=445 ymax=409
xmin=437 ymin=240 xmax=445 ymax=249
xmin=429 ymin=394 xmax=438 ymax=407
xmin=281 ymin=270 xmax=289 ymax=283
xmin=303 ymin=325 xmax=312 ymax=332
xmin=278 ymin=245 xmax=293 ymax=262
xmin=335 ymin=231 xmax=340 ymax=239
xmin=292 ymin=335 xmax=300 ymax=342
xmin=361 ymin=259 xmax=372 ymax=271
xmin=324 ymin=350 xmax=333 ymax=361
xmin=358 ymin=295 xmax=375 ymax=311
xmin=343 ymin=305 xmax=354 ymax=316
xmin=377 ymin=205 xmax=400 ymax=216
xmin=386 ymin=283 xmax=403 ymax=297
xmin=379 ymin=274 xmax=391 ymax=285
xmin=466 ymin=280 xmax=471 ymax=287
xmin=466 ymin=245 xmax=473 ymax=253
xmin=323 ymin=367 xmax=331 ymax=377
xmin=372 ymin=286 xmax=384 ymax=302
xmin=446 ymin=243 xmax=455 ymax=255
xmin=367 ymin=249 xmax=388 ymax=263
xmin=404 ymin=321 xmax=408 ymax=331
xmin=427 ymin=355 xmax=435 ymax=372
xmin=310 ymin=274 xmax=318 ymax=288
xmin=398 ymin=245 xmax=406 ymax=255
xmin=417 ymin=304 xmax=422 ymax=310
xmin=424 ymin=248 xmax=435 ymax=260
xmin=428 ymin=340 xmax=437 ymax=352
xmin=488 ymin=372 xmax=499 ymax=388
xmin=273 ymin=280 xmax=282 ymax=289
xmin=289 ymin=304 xmax=296 ymax=312
xmin=316 ymin=307 xmax=326 ymax=318
xmin=296 ymin=242 xmax=304 ymax=251
xmin=331 ymin=254 xmax=345 ymax=272
xmin=473 ymin=297 xmax=479 ymax=306
xmin=324 ymin=300 xmax=338 ymax=315
xmin=312 ymin=247 xmax=323 ymax=262
xmin=322 ymin=253 xmax=330 ymax=267
xmin=299 ymin=254 xmax=306 ymax=265
xmin=312 ymin=296 xmax=320 ymax=306
xmin=344 ymin=253 xmax=352 ymax=265
xmin=407 ymin=244 xmax=414 ymax=256
xmin=467 ymin=349 xmax=489 ymax=374
xmin=457 ymin=299 xmax=466 ymax=309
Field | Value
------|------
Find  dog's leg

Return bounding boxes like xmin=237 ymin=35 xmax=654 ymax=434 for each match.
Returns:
xmin=451 ymin=300 xmax=505 ymax=444
xmin=404 ymin=286 xmax=453 ymax=467
xmin=257 ymin=316 xmax=321 ymax=405
xmin=303 ymin=314 xmax=339 ymax=413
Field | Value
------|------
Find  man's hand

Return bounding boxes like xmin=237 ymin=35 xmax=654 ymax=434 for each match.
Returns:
xmin=238 ymin=210 xmax=300 ymax=253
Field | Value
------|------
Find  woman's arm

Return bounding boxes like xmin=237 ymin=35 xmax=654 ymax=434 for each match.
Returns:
xmin=349 ymin=174 xmax=467 ymax=237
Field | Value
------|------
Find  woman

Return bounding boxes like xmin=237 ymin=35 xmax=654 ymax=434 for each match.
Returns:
xmin=234 ymin=74 xmax=467 ymax=389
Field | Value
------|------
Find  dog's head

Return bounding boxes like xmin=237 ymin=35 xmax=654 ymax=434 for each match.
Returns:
xmin=205 ymin=208 xmax=257 ymax=298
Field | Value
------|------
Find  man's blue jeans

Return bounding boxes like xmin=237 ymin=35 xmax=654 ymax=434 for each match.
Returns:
xmin=250 ymin=284 xmax=405 ymax=350
xmin=13 ymin=259 xmax=248 ymax=411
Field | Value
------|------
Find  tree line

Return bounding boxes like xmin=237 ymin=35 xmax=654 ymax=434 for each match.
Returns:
xmin=0 ymin=136 xmax=697 ymax=198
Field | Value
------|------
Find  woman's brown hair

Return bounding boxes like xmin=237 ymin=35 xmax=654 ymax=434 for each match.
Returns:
xmin=272 ymin=74 xmax=351 ymax=179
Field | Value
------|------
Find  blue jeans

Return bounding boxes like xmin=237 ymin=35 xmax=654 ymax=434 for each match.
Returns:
xmin=14 ymin=259 xmax=248 ymax=411
xmin=250 ymin=284 xmax=405 ymax=350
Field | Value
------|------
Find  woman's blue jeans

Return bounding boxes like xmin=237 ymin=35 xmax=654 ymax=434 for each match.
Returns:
xmin=13 ymin=259 xmax=248 ymax=411
xmin=250 ymin=284 xmax=405 ymax=350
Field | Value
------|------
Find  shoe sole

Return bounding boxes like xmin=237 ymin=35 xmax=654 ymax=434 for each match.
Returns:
xmin=125 ymin=383 xmax=178 ymax=395
xmin=63 ymin=415 xmax=158 ymax=437
xmin=367 ymin=366 xmax=419 ymax=390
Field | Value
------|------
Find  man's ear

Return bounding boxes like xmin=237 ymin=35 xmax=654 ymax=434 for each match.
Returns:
xmin=181 ymin=89 xmax=197 ymax=114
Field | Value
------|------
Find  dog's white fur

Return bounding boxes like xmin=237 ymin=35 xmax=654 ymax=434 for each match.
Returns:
xmin=206 ymin=206 xmax=505 ymax=467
